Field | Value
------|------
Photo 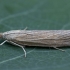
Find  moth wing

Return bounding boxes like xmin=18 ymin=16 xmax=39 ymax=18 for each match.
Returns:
xmin=11 ymin=30 xmax=70 ymax=46
xmin=14 ymin=30 xmax=70 ymax=40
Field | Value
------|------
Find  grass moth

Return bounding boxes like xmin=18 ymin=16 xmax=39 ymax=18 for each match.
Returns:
xmin=0 ymin=30 xmax=70 ymax=57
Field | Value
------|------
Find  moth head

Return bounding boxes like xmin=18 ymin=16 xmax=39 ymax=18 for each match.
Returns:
xmin=0 ymin=33 xmax=3 ymax=39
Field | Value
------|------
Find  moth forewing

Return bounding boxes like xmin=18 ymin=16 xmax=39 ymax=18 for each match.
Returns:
xmin=8 ymin=30 xmax=70 ymax=47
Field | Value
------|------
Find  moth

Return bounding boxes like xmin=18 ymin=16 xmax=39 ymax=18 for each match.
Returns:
xmin=0 ymin=30 xmax=70 ymax=57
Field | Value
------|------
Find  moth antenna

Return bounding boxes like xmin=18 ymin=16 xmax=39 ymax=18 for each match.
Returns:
xmin=9 ymin=41 xmax=26 ymax=57
xmin=0 ymin=40 xmax=7 ymax=46
xmin=53 ymin=47 xmax=65 ymax=52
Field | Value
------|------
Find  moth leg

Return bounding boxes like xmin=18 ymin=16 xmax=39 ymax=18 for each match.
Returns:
xmin=8 ymin=41 xmax=26 ymax=57
xmin=24 ymin=27 xmax=28 ymax=30
xmin=53 ymin=47 xmax=65 ymax=52
xmin=0 ymin=40 xmax=7 ymax=45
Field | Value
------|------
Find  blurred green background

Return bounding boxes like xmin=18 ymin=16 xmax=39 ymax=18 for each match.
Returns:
xmin=0 ymin=0 xmax=70 ymax=70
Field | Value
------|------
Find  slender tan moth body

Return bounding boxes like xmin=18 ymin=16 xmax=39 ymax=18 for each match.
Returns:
xmin=0 ymin=30 xmax=70 ymax=57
